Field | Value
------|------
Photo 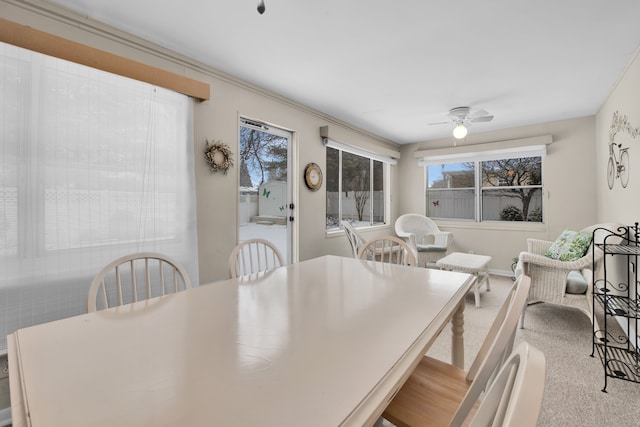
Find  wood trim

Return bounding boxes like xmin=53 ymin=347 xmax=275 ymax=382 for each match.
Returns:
xmin=0 ymin=17 xmax=210 ymax=101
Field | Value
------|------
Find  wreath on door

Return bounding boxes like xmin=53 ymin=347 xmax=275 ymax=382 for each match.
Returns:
xmin=204 ymin=140 xmax=234 ymax=174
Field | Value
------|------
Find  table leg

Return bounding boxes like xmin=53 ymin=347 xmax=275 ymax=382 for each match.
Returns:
xmin=473 ymin=274 xmax=481 ymax=308
xmin=451 ymin=300 xmax=465 ymax=368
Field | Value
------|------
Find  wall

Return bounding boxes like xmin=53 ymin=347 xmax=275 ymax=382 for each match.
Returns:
xmin=397 ymin=116 xmax=598 ymax=273
xmin=0 ymin=0 xmax=401 ymax=285
xmin=595 ymin=48 xmax=640 ymax=304
xmin=596 ymin=49 xmax=640 ymax=224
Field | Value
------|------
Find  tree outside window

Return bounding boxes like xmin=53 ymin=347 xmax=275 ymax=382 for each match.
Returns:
xmin=481 ymin=157 xmax=542 ymax=222
xmin=425 ymin=154 xmax=543 ymax=222
xmin=326 ymin=147 xmax=385 ymax=229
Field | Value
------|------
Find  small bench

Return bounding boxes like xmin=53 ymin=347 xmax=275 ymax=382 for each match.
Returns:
xmin=436 ymin=252 xmax=491 ymax=308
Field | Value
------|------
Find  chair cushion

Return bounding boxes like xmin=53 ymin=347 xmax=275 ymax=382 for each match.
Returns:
xmin=566 ymin=270 xmax=589 ymax=294
xmin=544 ymin=229 xmax=592 ymax=261
xmin=416 ymin=244 xmax=447 ymax=253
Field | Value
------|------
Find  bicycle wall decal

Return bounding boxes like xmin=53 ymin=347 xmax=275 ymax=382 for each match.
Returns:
xmin=608 ymin=111 xmax=640 ymax=189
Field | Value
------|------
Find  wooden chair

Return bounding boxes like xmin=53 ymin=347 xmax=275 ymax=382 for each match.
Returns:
xmin=88 ymin=252 xmax=192 ymax=312
xmin=395 ymin=214 xmax=453 ymax=267
xmin=228 ymin=238 xmax=284 ymax=279
xmin=467 ymin=342 xmax=546 ymax=427
xmin=341 ymin=220 xmax=366 ymax=258
xmin=357 ymin=235 xmax=417 ymax=266
xmin=381 ymin=274 xmax=531 ymax=427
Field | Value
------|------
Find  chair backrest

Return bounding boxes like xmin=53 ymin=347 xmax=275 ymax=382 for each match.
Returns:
xmin=467 ymin=342 xmax=546 ymax=427
xmin=228 ymin=238 xmax=284 ymax=279
xmin=341 ymin=220 xmax=366 ymax=258
xmin=581 ymin=223 xmax=625 ymax=279
xmin=448 ymin=274 xmax=531 ymax=427
xmin=357 ymin=236 xmax=417 ymax=266
xmin=88 ymin=252 xmax=192 ymax=312
xmin=395 ymin=213 xmax=442 ymax=244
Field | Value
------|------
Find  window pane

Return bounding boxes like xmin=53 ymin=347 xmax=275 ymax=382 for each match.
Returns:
xmin=481 ymin=156 xmax=543 ymax=222
xmin=326 ymin=147 xmax=387 ymax=229
xmin=482 ymin=188 xmax=543 ymax=221
xmin=0 ymin=41 xmax=199 ymax=352
xmin=342 ymin=152 xmax=370 ymax=224
xmin=372 ymin=160 xmax=384 ymax=224
xmin=426 ymin=163 xmax=475 ymax=220
xmin=0 ymin=53 xmax=23 ymax=256
xmin=481 ymin=157 xmax=542 ymax=187
xmin=325 ymin=147 xmax=339 ymax=229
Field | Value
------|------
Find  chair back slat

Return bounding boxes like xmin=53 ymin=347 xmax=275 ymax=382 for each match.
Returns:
xmin=228 ymin=238 xmax=285 ymax=279
xmin=357 ymin=236 xmax=417 ymax=266
xmin=341 ymin=220 xmax=366 ymax=258
xmin=88 ymin=252 xmax=192 ymax=312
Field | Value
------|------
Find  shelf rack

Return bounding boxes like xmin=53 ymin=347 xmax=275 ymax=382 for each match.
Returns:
xmin=591 ymin=223 xmax=640 ymax=392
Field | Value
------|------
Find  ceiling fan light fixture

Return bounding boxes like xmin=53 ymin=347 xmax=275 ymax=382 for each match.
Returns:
xmin=453 ymin=124 xmax=468 ymax=139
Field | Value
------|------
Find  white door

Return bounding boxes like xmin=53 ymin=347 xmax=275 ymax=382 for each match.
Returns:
xmin=238 ymin=118 xmax=293 ymax=263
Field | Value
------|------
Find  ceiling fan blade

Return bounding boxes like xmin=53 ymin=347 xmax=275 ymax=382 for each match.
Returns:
xmin=469 ymin=109 xmax=489 ymax=118
xmin=471 ymin=115 xmax=494 ymax=122
xmin=428 ymin=121 xmax=450 ymax=126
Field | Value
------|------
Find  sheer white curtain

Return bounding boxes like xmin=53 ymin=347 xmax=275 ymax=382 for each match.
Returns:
xmin=0 ymin=42 xmax=199 ymax=351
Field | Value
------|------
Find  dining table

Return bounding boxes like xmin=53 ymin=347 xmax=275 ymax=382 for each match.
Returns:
xmin=8 ymin=255 xmax=475 ymax=427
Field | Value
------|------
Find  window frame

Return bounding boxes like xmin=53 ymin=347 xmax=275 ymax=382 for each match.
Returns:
xmin=325 ymin=143 xmax=392 ymax=231
xmin=422 ymin=145 xmax=545 ymax=223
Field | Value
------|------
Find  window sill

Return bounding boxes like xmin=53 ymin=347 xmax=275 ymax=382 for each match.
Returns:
xmin=325 ymin=223 xmax=393 ymax=238
xmin=434 ymin=219 xmax=547 ymax=233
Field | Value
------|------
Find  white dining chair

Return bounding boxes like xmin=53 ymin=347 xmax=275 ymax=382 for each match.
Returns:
xmin=228 ymin=238 xmax=284 ymax=279
xmin=357 ymin=235 xmax=417 ymax=266
xmin=341 ymin=220 xmax=366 ymax=258
xmin=88 ymin=252 xmax=192 ymax=312
xmin=382 ymin=274 xmax=531 ymax=427
xmin=467 ymin=341 xmax=546 ymax=427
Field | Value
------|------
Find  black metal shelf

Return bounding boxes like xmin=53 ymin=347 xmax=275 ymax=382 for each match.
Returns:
xmin=595 ymin=243 xmax=640 ymax=255
xmin=591 ymin=222 xmax=640 ymax=392
xmin=593 ymin=342 xmax=640 ymax=385
xmin=594 ymin=289 xmax=640 ymax=319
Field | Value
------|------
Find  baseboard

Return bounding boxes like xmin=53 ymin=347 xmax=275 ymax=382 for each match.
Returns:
xmin=489 ymin=269 xmax=514 ymax=278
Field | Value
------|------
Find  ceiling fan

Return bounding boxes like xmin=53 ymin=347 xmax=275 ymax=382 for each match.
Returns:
xmin=430 ymin=106 xmax=494 ymax=139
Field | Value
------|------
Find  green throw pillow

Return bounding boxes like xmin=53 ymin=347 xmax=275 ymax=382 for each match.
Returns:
xmin=544 ymin=229 xmax=593 ymax=261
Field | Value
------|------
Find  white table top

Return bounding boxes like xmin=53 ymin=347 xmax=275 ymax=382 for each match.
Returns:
xmin=9 ymin=255 xmax=474 ymax=427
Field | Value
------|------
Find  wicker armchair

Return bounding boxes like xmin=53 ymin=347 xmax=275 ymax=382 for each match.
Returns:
xmin=516 ymin=223 xmax=623 ymax=329
xmin=395 ymin=214 xmax=453 ymax=267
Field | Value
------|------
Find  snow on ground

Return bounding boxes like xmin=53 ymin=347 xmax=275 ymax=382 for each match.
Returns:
xmin=239 ymin=222 xmax=288 ymax=260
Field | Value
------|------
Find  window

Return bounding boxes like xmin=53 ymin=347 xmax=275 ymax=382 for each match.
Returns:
xmin=425 ymin=148 xmax=544 ymax=222
xmin=0 ymin=41 xmax=198 ymax=351
xmin=326 ymin=146 xmax=388 ymax=230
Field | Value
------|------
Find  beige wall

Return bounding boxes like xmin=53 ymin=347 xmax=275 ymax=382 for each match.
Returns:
xmin=0 ymin=0 xmax=613 ymax=279
xmin=596 ymin=49 xmax=640 ymax=224
xmin=0 ymin=0 xmax=400 ymax=285
xmin=594 ymin=48 xmax=640 ymax=286
xmin=396 ymin=116 xmax=598 ymax=273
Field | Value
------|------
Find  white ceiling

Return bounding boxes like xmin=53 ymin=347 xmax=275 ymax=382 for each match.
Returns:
xmin=50 ymin=0 xmax=640 ymax=144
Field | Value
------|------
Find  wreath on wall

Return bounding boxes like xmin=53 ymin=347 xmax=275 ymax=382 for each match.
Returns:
xmin=204 ymin=140 xmax=234 ymax=174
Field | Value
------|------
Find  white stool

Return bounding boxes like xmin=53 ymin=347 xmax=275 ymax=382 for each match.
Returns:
xmin=436 ymin=252 xmax=491 ymax=308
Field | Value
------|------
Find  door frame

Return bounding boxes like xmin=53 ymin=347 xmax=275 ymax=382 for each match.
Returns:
xmin=237 ymin=115 xmax=298 ymax=264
